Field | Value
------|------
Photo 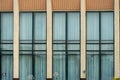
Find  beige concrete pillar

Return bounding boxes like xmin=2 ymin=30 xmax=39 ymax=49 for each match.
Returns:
xmin=114 ymin=0 xmax=120 ymax=79
xmin=13 ymin=0 xmax=19 ymax=79
xmin=47 ymin=0 xmax=52 ymax=79
xmin=80 ymin=0 xmax=86 ymax=79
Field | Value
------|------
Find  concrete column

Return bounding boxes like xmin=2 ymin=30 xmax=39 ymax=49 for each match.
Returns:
xmin=114 ymin=0 xmax=120 ymax=79
xmin=13 ymin=0 xmax=19 ymax=80
xmin=47 ymin=0 xmax=52 ymax=80
xmin=80 ymin=0 xmax=86 ymax=80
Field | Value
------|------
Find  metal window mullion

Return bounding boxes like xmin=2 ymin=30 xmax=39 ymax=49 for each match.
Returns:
xmin=32 ymin=12 xmax=35 ymax=78
xmin=65 ymin=12 xmax=68 ymax=80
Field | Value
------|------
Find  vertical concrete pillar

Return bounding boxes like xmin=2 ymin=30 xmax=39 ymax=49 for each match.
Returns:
xmin=13 ymin=0 xmax=19 ymax=80
xmin=47 ymin=0 xmax=52 ymax=80
xmin=114 ymin=0 xmax=120 ymax=79
xmin=80 ymin=0 xmax=86 ymax=80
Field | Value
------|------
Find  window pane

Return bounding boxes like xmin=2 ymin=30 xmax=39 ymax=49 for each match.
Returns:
xmin=87 ymin=54 xmax=99 ymax=80
xmin=87 ymin=52 xmax=99 ymax=55
xmin=53 ymin=13 xmax=66 ymax=40
xmin=20 ymin=44 xmax=32 ymax=50
xmin=2 ymin=55 xmax=13 ymax=80
xmin=101 ymin=44 xmax=113 ymax=50
xmin=101 ymin=52 xmax=113 ymax=55
xmin=20 ymin=55 xmax=32 ymax=80
xmin=87 ymin=40 xmax=99 ymax=44
xmin=101 ymin=55 xmax=113 ymax=80
xmin=1 ymin=44 xmax=13 ymax=50
xmin=1 ymin=51 xmax=13 ymax=55
xmin=53 ymin=40 xmax=66 ymax=43
xmin=101 ymin=12 xmax=113 ymax=40
xmin=1 ymin=13 xmax=13 ymax=42
xmin=53 ymin=44 xmax=65 ymax=50
xmin=20 ymin=51 xmax=32 ymax=55
xmin=67 ymin=40 xmax=79 ymax=43
xmin=68 ymin=44 xmax=80 ymax=50
xmin=87 ymin=12 xmax=99 ymax=40
xmin=68 ymin=55 xmax=80 ymax=80
xmin=34 ymin=13 xmax=46 ymax=40
xmin=101 ymin=40 xmax=113 ymax=44
xmin=53 ymin=55 xmax=66 ymax=80
xmin=53 ymin=52 xmax=66 ymax=55
xmin=67 ymin=12 xmax=80 ymax=40
xmin=68 ymin=52 xmax=79 ymax=55
xmin=87 ymin=44 xmax=99 ymax=50
xmin=34 ymin=44 xmax=46 ymax=50
xmin=35 ymin=54 xmax=46 ymax=80
xmin=20 ymin=13 xmax=32 ymax=42
xmin=34 ymin=51 xmax=46 ymax=55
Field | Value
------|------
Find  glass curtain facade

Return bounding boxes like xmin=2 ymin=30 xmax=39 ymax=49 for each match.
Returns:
xmin=20 ymin=13 xmax=46 ymax=80
xmin=0 ymin=13 xmax=13 ymax=80
xmin=86 ymin=12 xmax=114 ymax=80
xmin=53 ymin=12 xmax=80 ymax=80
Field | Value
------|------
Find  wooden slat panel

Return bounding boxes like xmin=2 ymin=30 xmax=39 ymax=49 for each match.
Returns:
xmin=52 ymin=0 xmax=80 ymax=11
xmin=19 ymin=0 xmax=46 ymax=11
xmin=119 ymin=1 xmax=120 ymax=10
xmin=0 ymin=0 xmax=13 ymax=11
xmin=86 ymin=0 xmax=114 ymax=10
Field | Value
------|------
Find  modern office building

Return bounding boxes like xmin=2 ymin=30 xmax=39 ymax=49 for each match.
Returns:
xmin=0 ymin=0 xmax=119 ymax=80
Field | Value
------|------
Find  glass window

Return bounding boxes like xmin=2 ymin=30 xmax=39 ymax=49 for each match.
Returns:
xmin=0 ymin=13 xmax=13 ymax=80
xmin=53 ymin=13 xmax=66 ymax=41
xmin=20 ymin=13 xmax=46 ymax=80
xmin=53 ymin=12 xmax=80 ymax=80
xmin=86 ymin=12 xmax=114 ymax=80
xmin=87 ymin=12 xmax=99 ymax=41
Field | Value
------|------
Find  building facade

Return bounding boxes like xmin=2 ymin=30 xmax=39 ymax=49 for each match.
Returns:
xmin=0 ymin=0 xmax=119 ymax=80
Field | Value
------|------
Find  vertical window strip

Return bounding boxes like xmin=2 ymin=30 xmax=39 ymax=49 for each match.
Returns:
xmin=0 ymin=13 xmax=13 ymax=80
xmin=86 ymin=12 xmax=114 ymax=80
xmin=53 ymin=12 xmax=66 ymax=80
xmin=34 ymin=13 xmax=46 ymax=80
xmin=100 ymin=12 xmax=114 ymax=80
xmin=20 ymin=13 xmax=32 ymax=80
xmin=67 ymin=12 xmax=80 ymax=80
xmin=53 ymin=12 xmax=80 ymax=80
xmin=20 ymin=12 xmax=46 ymax=80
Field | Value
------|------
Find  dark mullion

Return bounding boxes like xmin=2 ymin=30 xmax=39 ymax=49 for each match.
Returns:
xmin=32 ymin=12 xmax=35 ymax=78
xmin=65 ymin=12 xmax=68 ymax=80
xmin=99 ymin=12 xmax=101 ymax=80
xmin=0 ymin=13 xmax=1 ymax=80
xmin=113 ymin=12 xmax=114 ymax=77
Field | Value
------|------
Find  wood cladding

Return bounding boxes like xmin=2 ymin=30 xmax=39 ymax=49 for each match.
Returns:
xmin=119 ymin=1 xmax=120 ymax=10
xmin=19 ymin=0 xmax=46 ymax=11
xmin=0 ymin=0 xmax=13 ymax=11
xmin=52 ymin=0 xmax=80 ymax=11
xmin=0 ymin=0 xmax=117 ymax=11
xmin=86 ymin=0 xmax=114 ymax=10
